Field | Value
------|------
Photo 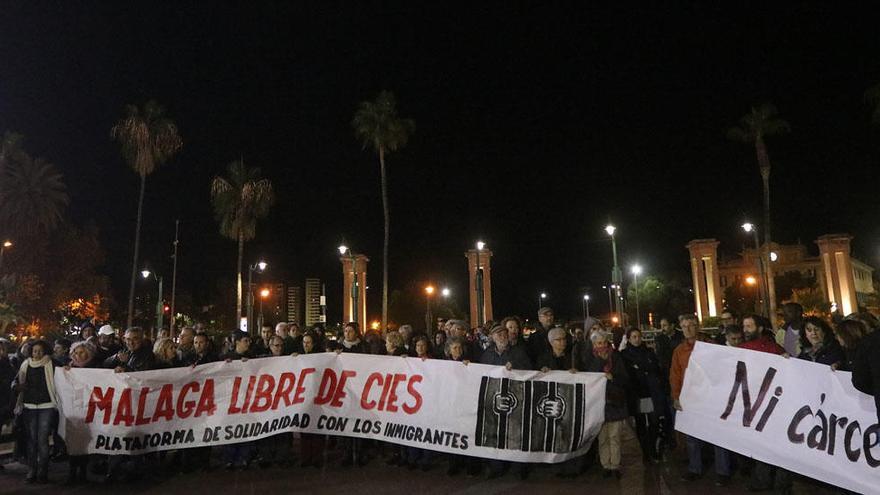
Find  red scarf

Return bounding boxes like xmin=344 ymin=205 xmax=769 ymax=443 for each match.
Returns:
xmin=592 ymin=346 xmax=613 ymax=373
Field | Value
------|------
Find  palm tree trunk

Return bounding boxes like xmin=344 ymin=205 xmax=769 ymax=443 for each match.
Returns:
xmin=236 ymin=233 xmax=244 ymax=329
xmin=756 ymin=137 xmax=777 ymax=328
xmin=126 ymin=174 xmax=147 ymax=329
xmin=380 ymin=146 xmax=389 ymax=332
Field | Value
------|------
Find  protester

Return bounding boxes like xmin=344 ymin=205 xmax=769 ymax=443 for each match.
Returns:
xmin=105 ymin=327 xmax=156 ymax=372
xmin=152 ymin=337 xmax=180 ymax=368
xmin=222 ymin=330 xmax=253 ymax=470
xmin=583 ymin=330 xmax=629 ymax=479
xmin=298 ymin=331 xmax=326 ymax=468
xmin=252 ymin=323 xmax=275 ymax=356
xmin=63 ymin=341 xmax=99 ymax=484
xmin=838 ymin=316 xmax=880 ymax=423
xmin=14 ymin=340 xmax=57 ymax=483
xmin=0 ymin=341 xmax=16 ymax=442
xmin=443 ymin=336 xmax=479 ymax=476
xmin=335 ymin=322 xmax=368 ymax=467
xmin=620 ymin=327 xmax=666 ymax=462
xmin=797 ymin=316 xmax=844 ymax=367
xmin=673 ymin=314 xmax=732 ymax=486
xmin=480 ymin=324 xmax=532 ymax=479
xmin=176 ymin=326 xmax=195 ymax=361
xmin=724 ymin=325 xmax=744 ymax=347
xmin=96 ymin=324 xmax=119 ymax=362
xmin=413 ymin=335 xmax=431 ymax=360
xmin=536 ymin=327 xmax=582 ymax=477
xmin=52 ymin=338 xmax=72 ymax=367
xmin=501 ymin=316 xmax=525 ymax=348
xmin=527 ymin=307 xmax=555 ymax=362
xmin=184 ymin=332 xmax=219 ymax=367
xmin=779 ymin=303 xmax=804 ymax=356
xmin=446 ymin=319 xmax=480 ymax=360
xmin=432 ymin=331 xmax=447 ymax=358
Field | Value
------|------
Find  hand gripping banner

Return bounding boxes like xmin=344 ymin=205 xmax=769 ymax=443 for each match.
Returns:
xmin=55 ymin=353 xmax=607 ymax=462
xmin=676 ymin=342 xmax=880 ymax=494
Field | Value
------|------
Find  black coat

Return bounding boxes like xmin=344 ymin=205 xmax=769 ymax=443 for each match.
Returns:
xmin=583 ymin=350 xmax=630 ymax=421
xmin=797 ymin=341 xmax=844 ymax=367
xmin=0 ymin=357 xmax=16 ymax=420
xmin=103 ymin=346 xmax=156 ymax=372
xmin=852 ymin=331 xmax=880 ymax=423
xmin=620 ymin=345 xmax=667 ymax=416
xmin=535 ymin=344 xmax=582 ymax=371
xmin=479 ymin=345 xmax=532 ymax=370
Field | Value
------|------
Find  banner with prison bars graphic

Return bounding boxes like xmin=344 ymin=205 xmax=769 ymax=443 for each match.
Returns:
xmin=56 ymin=353 xmax=607 ymax=462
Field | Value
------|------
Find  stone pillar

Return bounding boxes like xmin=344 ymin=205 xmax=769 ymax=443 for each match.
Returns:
xmin=816 ymin=234 xmax=857 ymax=316
xmin=340 ymin=254 xmax=369 ymax=327
xmin=465 ymin=249 xmax=493 ymax=326
xmin=686 ymin=239 xmax=723 ymax=322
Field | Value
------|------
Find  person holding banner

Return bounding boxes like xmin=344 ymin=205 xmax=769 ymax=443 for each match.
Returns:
xmin=672 ymin=314 xmax=733 ymax=486
xmin=537 ymin=327 xmax=584 ymax=478
xmin=797 ymin=317 xmax=843 ymax=367
xmin=740 ymin=314 xmax=791 ymax=493
xmin=222 ymin=330 xmax=255 ymax=470
xmin=336 ymin=322 xmax=369 ymax=467
xmin=298 ymin=332 xmax=327 ymax=468
xmin=444 ymin=335 xmax=480 ymax=477
xmin=481 ymin=323 xmax=533 ymax=480
xmin=63 ymin=341 xmax=99 ymax=484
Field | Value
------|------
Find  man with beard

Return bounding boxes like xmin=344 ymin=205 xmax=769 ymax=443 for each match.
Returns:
xmin=480 ymin=324 xmax=532 ymax=480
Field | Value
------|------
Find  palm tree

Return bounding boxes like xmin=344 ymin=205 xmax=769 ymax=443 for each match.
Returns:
xmin=0 ymin=134 xmax=68 ymax=237
xmin=210 ymin=160 xmax=274 ymax=327
xmin=111 ymin=100 xmax=182 ymax=328
xmin=727 ymin=103 xmax=790 ymax=325
xmin=352 ymin=91 xmax=415 ymax=331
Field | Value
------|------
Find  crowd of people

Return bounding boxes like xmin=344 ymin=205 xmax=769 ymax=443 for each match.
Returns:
xmin=0 ymin=303 xmax=878 ymax=492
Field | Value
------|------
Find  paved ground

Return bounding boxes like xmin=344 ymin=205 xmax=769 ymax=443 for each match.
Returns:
xmin=0 ymin=426 xmax=840 ymax=494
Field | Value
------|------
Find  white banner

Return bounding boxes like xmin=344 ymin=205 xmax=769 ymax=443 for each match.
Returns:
xmin=56 ymin=353 xmax=607 ymax=463
xmin=676 ymin=342 xmax=880 ymax=494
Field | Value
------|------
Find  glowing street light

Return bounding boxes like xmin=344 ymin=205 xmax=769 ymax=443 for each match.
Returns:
xmin=441 ymin=287 xmax=450 ymax=297
xmin=424 ymin=285 xmax=435 ymax=334
xmin=538 ymin=292 xmax=547 ymax=312
xmin=631 ymin=264 xmax=643 ymax=328
xmin=582 ymin=294 xmax=591 ymax=320
xmin=605 ymin=225 xmax=622 ymax=323
xmin=740 ymin=221 xmax=769 ymax=318
xmin=141 ymin=269 xmax=164 ymax=332
xmin=258 ymin=287 xmax=270 ymax=329
xmin=745 ymin=275 xmax=757 ymax=286
xmin=246 ymin=260 xmax=268 ymax=334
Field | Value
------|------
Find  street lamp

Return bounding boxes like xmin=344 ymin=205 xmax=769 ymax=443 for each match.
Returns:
xmin=338 ymin=244 xmax=359 ymax=325
xmin=424 ymin=285 xmax=435 ymax=334
xmin=475 ymin=241 xmax=486 ymax=326
xmin=741 ymin=222 xmax=770 ymax=318
xmin=141 ymin=269 xmax=164 ymax=333
xmin=605 ymin=225 xmax=623 ymax=323
xmin=0 ymin=240 xmax=12 ymax=271
xmin=259 ymin=287 xmax=270 ymax=330
xmin=246 ymin=260 xmax=268 ymax=334
xmin=441 ymin=287 xmax=450 ymax=297
xmin=631 ymin=264 xmax=642 ymax=329
xmin=538 ymin=292 xmax=547 ymax=312
xmin=582 ymin=294 xmax=591 ymax=320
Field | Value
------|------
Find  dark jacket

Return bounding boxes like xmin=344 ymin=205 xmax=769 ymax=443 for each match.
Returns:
xmin=526 ymin=326 xmax=552 ymax=363
xmin=852 ymin=331 xmax=880 ymax=423
xmin=103 ymin=346 xmax=156 ymax=372
xmin=583 ymin=350 xmax=630 ymax=421
xmin=338 ymin=339 xmax=367 ymax=354
xmin=620 ymin=344 xmax=667 ymax=416
xmin=797 ymin=341 xmax=844 ymax=367
xmin=0 ymin=357 xmax=16 ymax=420
xmin=654 ymin=330 xmax=683 ymax=374
xmin=479 ymin=345 xmax=532 ymax=370
xmin=183 ymin=351 xmax=219 ymax=367
xmin=535 ymin=344 xmax=582 ymax=371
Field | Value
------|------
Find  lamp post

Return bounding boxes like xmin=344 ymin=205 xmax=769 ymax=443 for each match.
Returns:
xmin=538 ymin=292 xmax=547 ymax=312
xmin=582 ymin=294 xmax=590 ymax=319
xmin=603 ymin=284 xmax=614 ymax=319
xmin=338 ymin=244 xmax=359 ymax=325
xmin=0 ymin=240 xmax=12 ymax=271
xmin=745 ymin=275 xmax=759 ymax=313
xmin=742 ymin=223 xmax=769 ymax=318
xmin=246 ymin=260 xmax=268 ymax=334
xmin=475 ymin=241 xmax=485 ymax=326
xmin=424 ymin=285 xmax=435 ymax=334
xmin=631 ymin=264 xmax=642 ymax=329
xmin=605 ymin=225 xmax=623 ymax=323
xmin=259 ymin=287 xmax=270 ymax=330
xmin=141 ymin=269 xmax=164 ymax=333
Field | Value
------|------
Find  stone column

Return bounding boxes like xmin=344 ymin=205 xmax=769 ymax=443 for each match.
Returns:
xmin=340 ymin=254 xmax=369 ymax=326
xmin=465 ymin=249 xmax=493 ymax=326
xmin=816 ymin=234 xmax=857 ymax=316
xmin=686 ymin=239 xmax=723 ymax=322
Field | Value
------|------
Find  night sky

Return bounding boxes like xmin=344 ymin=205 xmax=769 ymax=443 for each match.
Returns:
xmin=2 ymin=3 xmax=879 ymax=323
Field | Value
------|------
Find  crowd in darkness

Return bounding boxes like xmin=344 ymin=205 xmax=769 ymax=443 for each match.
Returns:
xmin=1 ymin=303 xmax=879 ymax=492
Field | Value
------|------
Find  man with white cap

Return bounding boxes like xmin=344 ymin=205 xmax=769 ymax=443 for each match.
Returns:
xmin=95 ymin=325 xmax=119 ymax=362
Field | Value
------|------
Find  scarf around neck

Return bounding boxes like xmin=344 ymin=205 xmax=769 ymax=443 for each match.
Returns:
xmin=592 ymin=347 xmax=613 ymax=374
